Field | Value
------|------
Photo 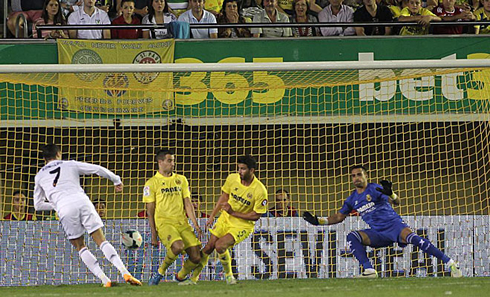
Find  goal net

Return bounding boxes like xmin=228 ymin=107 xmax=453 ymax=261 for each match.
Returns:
xmin=1 ymin=59 xmax=489 ymax=285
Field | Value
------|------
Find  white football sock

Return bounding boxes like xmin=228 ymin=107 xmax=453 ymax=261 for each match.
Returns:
xmin=79 ymin=247 xmax=111 ymax=284
xmin=100 ymin=241 xmax=130 ymax=276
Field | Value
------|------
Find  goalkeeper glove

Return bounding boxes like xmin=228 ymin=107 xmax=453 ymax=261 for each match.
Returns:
xmin=303 ymin=211 xmax=320 ymax=226
xmin=376 ymin=180 xmax=397 ymax=200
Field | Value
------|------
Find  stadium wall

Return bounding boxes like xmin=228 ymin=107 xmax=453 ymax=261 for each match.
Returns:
xmin=1 ymin=216 xmax=487 ymax=286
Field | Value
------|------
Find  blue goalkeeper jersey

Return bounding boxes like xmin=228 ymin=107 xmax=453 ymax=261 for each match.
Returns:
xmin=339 ymin=183 xmax=404 ymax=231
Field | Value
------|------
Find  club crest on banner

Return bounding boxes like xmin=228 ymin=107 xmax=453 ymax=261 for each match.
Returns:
xmin=133 ymin=50 xmax=161 ymax=84
xmin=103 ymin=74 xmax=129 ymax=97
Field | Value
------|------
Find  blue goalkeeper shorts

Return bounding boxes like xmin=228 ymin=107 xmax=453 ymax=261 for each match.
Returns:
xmin=360 ymin=221 xmax=410 ymax=248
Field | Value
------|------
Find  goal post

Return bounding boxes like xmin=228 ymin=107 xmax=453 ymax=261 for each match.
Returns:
xmin=0 ymin=59 xmax=489 ymax=285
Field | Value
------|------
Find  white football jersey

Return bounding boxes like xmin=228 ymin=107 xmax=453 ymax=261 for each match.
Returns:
xmin=34 ymin=160 xmax=121 ymax=211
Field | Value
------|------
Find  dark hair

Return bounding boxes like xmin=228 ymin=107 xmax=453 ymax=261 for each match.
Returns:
xmin=42 ymin=143 xmax=60 ymax=161
xmin=351 ymin=165 xmax=367 ymax=173
xmin=221 ymin=0 xmax=242 ymax=17
xmin=191 ymin=192 xmax=203 ymax=202
xmin=120 ymin=0 xmax=136 ymax=8
xmin=13 ymin=190 xmax=26 ymax=197
xmin=155 ymin=149 xmax=174 ymax=162
xmin=148 ymin=0 xmax=170 ymax=23
xmin=275 ymin=188 xmax=290 ymax=198
xmin=237 ymin=155 xmax=257 ymax=170
xmin=41 ymin=0 xmax=65 ymax=26
xmin=93 ymin=198 xmax=106 ymax=206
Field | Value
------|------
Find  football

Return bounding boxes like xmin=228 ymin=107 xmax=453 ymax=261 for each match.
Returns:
xmin=122 ymin=229 xmax=143 ymax=249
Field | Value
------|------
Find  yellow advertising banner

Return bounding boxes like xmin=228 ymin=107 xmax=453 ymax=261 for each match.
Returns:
xmin=57 ymin=39 xmax=175 ymax=114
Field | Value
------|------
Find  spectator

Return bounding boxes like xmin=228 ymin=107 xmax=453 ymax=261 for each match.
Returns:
xmin=398 ymin=0 xmax=441 ymax=35
xmin=191 ymin=192 xmax=210 ymax=218
xmin=3 ymin=190 xmax=37 ymax=221
xmin=474 ymin=0 xmax=490 ymax=34
xmin=290 ymin=0 xmax=319 ymax=36
xmin=217 ymin=0 xmax=252 ymax=37
xmin=178 ymin=0 xmax=218 ymax=38
xmin=318 ymin=0 xmax=355 ymax=36
xmin=112 ymin=0 xmax=143 ymax=38
xmin=432 ymin=0 xmax=474 ymax=34
xmin=33 ymin=0 xmax=69 ymax=38
xmin=266 ymin=189 xmax=298 ymax=217
xmin=116 ymin=0 xmax=152 ymax=17
xmin=68 ymin=0 xmax=111 ymax=39
xmin=142 ymin=0 xmax=177 ymax=38
xmin=251 ymin=0 xmax=292 ymax=37
xmin=7 ymin=0 xmax=44 ymax=37
xmin=93 ymin=198 xmax=107 ymax=218
xmin=354 ymin=0 xmax=393 ymax=35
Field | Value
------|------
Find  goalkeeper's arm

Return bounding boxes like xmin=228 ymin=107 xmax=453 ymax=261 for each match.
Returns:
xmin=303 ymin=211 xmax=346 ymax=226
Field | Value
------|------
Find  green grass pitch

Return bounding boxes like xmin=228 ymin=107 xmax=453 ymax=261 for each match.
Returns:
xmin=1 ymin=278 xmax=489 ymax=297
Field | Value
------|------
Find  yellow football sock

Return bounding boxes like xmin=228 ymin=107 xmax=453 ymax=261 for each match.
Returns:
xmin=177 ymin=258 xmax=200 ymax=280
xmin=158 ymin=249 xmax=177 ymax=275
xmin=190 ymin=252 xmax=210 ymax=282
xmin=218 ymin=250 xmax=233 ymax=277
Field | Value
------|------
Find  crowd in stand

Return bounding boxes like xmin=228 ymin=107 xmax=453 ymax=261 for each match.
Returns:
xmin=5 ymin=0 xmax=490 ymax=39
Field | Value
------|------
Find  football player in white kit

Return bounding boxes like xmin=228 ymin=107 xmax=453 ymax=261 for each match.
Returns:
xmin=33 ymin=143 xmax=142 ymax=287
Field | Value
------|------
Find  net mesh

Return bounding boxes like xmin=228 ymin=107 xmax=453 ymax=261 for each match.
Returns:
xmin=1 ymin=65 xmax=490 ymax=285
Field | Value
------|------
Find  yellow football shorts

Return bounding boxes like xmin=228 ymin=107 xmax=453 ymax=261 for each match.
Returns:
xmin=156 ymin=221 xmax=201 ymax=251
xmin=210 ymin=216 xmax=253 ymax=246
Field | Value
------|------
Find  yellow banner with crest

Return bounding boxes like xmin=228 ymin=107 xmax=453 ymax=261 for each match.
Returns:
xmin=57 ymin=39 xmax=175 ymax=114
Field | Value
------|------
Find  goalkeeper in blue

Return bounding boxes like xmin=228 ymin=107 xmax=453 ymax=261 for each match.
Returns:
xmin=303 ymin=165 xmax=462 ymax=278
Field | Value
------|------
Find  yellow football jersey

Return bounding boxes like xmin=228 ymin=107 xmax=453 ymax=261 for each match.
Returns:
xmin=474 ymin=8 xmax=490 ymax=34
xmin=399 ymin=7 xmax=436 ymax=35
xmin=219 ymin=173 xmax=268 ymax=228
xmin=142 ymin=171 xmax=191 ymax=224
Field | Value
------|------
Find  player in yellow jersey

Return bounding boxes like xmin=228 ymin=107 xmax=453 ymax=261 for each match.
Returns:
xmin=181 ymin=155 xmax=268 ymax=285
xmin=145 ymin=149 xmax=203 ymax=285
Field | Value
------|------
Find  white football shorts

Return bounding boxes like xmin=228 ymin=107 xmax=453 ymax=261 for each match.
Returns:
xmin=58 ymin=201 xmax=104 ymax=240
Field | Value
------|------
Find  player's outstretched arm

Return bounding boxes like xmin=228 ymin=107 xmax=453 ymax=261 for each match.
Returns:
xmin=376 ymin=180 xmax=400 ymax=206
xmin=303 ymin=211 xmax=346 ymax=226
xmin=75 ymin=161 xmax=122 ymax=185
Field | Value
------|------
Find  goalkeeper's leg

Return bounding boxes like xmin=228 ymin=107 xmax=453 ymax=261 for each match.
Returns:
xmin=402 ymin=228 xmax=461 ymax=277
xmin=346 ymin=231 xmax=376 ymax=277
